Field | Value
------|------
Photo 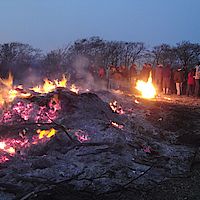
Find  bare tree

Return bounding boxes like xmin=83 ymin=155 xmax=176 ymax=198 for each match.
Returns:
xmin=0 ymin=42 xmax=42 ymax=80
xmin=151 ymin=44 xmax=178 ymax=67
xmin=175 ymin=41 xmax=200 ymax=67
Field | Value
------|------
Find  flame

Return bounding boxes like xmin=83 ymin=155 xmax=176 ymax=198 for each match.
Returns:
xmin=55 ymin=75 xmax=67 ymax=88
xmin=31 ymin=75 xmax=67 ymax=94
xmin=135 ymin=72 xmax=156 ymax=99
xmin=70 ymin=84 xmax=79 ymax=94
xmin=0 ymin=73 xmax=31 ymax=107
xmin=0 ymin=73 xmax=14 ymax=107
xmin=0 ymin=72 xmax=13 ymax=88
xmin=0 ymin=74 xmax=66 ymax=107
xmin=37 ymin=128 xmax=57 ymax=139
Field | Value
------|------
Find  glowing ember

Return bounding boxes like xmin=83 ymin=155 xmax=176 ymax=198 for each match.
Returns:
xmin=37 ymin=128 xmax=57 ymax=139
xmin=47 ymin=94 xmax=61 ymax=121
xmin=70 ymin=84 xmax=79 ymax=94
xmin=134 ymin=99 xmax=139 ymax=104
xmin=0 ymin=138 xmax=29 ymax=161
xmin=0 ymin=156 xmax=9 ymax=163
xmin=163 ymin=97 xmax=171 ymax=101
xmin=0 ymin=72 xmax=63 ymax=163
xmin=74 ymin=130 xmax=90 ymax=143
xmin=0 ymin=128 xmax=58 ymax=163
xmin=0 ymin=141 xmax=6 ymax=149
xmin=112 ymin=90 xmax=124 ymax=95
xmin=13 ymin=102 xmax=33 ymax=121
xmin=0 ymin=94 xmax=61 ymax=124
xmin=109 ymin=100 xmax=124 ymax=114
xmin=31 ymin=75 xmax=67 ymax=94
xmin=135 ymin=72 xmax=156 ymax=99
xmin=111 ymin=121 xmax=124 ymax=129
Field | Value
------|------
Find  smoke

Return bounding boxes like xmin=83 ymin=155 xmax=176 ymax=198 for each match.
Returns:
xmin=19 ymin=68 xmax=43 ymax=88
xmin=12 ymin=55 xmax=107 ymax=91
xmin=71 ymin=55 xmax=107 ymax=91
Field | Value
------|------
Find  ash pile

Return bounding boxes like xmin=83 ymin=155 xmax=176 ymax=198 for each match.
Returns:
xmin=0 ymin=89 xmax=197 ymax=200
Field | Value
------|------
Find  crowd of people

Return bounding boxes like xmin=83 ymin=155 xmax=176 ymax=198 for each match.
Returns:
xmin=95 ymin=62 xmax=200 ymax=97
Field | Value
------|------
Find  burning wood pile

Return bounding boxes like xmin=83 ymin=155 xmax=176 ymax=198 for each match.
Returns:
xmin=0 ymin=74 xmax=199 ymax=200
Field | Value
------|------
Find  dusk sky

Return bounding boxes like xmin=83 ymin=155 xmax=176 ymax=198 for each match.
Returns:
xmin=0 ymin=0 xmax=200 ymax=52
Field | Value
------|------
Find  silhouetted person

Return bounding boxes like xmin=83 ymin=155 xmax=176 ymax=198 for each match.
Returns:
xmin=194 ymin=63 xmax=200 ymax=97
xmin=155 ymin=64 xmax=163 ymax=92
xmin=129 ymin=64 xmax=137 ymax=91
xmin=162 ymin=64 xmax=171 ymax=94
xmin=174 ymin=67 xmax=184 ymax=95
xmin=140 ymin=63 xmax=149 ymax=82
xmin=186 ymin=68 xmax=195 ymax=96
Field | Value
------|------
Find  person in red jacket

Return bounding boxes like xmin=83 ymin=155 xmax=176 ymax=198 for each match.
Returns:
xmin=98 ymin=67 xmax=105 ymax=79
xmin=186 ymin=69 xmax=195 ymax=96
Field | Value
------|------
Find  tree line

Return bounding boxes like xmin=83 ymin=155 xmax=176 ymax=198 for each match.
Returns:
xmin=0 ymin=36 xmax=200 ymax=83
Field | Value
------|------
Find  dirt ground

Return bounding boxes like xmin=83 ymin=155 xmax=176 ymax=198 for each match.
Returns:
xmin=134 ymin=95 xmax=200 ymax=200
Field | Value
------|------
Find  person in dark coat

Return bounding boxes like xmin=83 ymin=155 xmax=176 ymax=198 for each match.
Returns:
xmin=129 ymin=64 xmax=137 ymax=91
xmin=107 ymin=65 xmax=116 ymax=89
xmin=162 ymin=64 xmax=171 ymax=94
xmin=129 ymin=64 xmax=137 ymax=80
xmin=173 ymin=67 xmax=184 ymax=95
xmin=155 ymin=64 xmax=163 ymax=92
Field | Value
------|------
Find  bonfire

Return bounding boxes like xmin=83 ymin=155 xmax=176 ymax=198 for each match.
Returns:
xmin=135 ymin=72 xmax=156 ymax=99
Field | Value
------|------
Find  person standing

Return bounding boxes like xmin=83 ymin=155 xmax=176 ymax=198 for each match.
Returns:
xmin=98 ymin=67 xmax=105 ymax=79
xmin=186 ymin=69 xmax=195 ymax=96
xmin=107 ymin=65 xmax=116 ymax=89
xmin=129 ymin=64 xmax=137 ymax=91
xmin=155 ymin=64 xmax=163 ymax=93
xmin=162 ymin=64 xmax=171 ymax=94
xmin=194 ymin=63 xmax=200 ymax=97
xmin=173 ymin=67 xmax=184 ymax=95
xmin=140 ymin=63 xmax=148 ymax=82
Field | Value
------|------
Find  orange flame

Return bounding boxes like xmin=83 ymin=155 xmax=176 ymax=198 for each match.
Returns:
xmin=0 ymin=73 xmax=32 ymax=107
xmin=0 ymin=73 xmax=14 ymax=107
xmin=135 ymin=72 xmax=156 ymax=99
xmin=0 ymin=72 xmax=13 ymax=88
xmin=70 ymin=84 xmax=79 ymax=94
xmin=31 ymin=75 xmax=67 ymax=94
xmin=37 ymin=128 xmax=57 ymax=139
